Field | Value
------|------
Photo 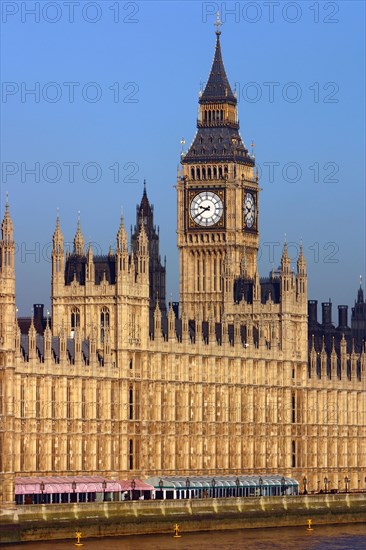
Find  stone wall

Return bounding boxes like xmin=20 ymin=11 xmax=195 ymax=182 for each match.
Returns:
xmin=1 ymin=494 xmax=365 ymax=544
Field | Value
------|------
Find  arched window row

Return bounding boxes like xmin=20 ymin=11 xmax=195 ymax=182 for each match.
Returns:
xmin=190 ymin=165 xmax=228 ymax=181
xmin=188 ymin=233 xmax=226 ymax=244
xmin=203 ymin=109 xmax=224 ymax=123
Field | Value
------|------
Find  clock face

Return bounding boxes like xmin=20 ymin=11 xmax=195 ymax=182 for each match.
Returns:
xmin=190 ymin=191 xmax=224 ymax=227
xmin=244 ymin=192 xmax=255 ymax=228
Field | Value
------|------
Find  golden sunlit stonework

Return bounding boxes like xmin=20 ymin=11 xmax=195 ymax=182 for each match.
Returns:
xmin=0 ymin=29 xmax=365 ymax=506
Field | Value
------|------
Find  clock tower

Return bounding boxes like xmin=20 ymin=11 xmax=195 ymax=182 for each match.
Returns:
xmin=178 ymin=19 xmax=259 ymax=321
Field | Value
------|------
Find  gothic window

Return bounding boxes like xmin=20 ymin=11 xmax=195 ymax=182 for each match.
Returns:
xmin=208 ymin=167 xmax=212 ymax=179
xmin=208 ymin=111 xmax=211 ymax=123
xmin=219 ymin=166 xmax=223 ymax=178
xmin=292 ymin=440 xmax=296 ymax=467
xmin=224 ymin=165 xmax=228 ymax=176
xmin=197 ymin=168 xmax=201 ymax=180
xmin=220 ymin=109 xmax=224 ymax=121
xmin=213 ymin=166 xmax=217 ymax=178
xmin=71 ymin=307 xmax=80 ymax=334
xmin=204 ymin=110 xmax=207 ymax=122
xmin=129 ymin=386 xmax=133 ymax=420
xmin=129 ymin=439 xmax=133 ymax=469
xmin=202 ymin=167 xmax=206 ymax=179
xmin=100 ymin=307 xmax=110 ymax=344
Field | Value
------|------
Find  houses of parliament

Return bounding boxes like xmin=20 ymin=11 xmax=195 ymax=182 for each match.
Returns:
xmin=0 ymin=25 xmax=365 ymax=506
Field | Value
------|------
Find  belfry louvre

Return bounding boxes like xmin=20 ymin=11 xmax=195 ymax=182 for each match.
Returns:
xmin=0 ymin=24 xmax=365 ymax=505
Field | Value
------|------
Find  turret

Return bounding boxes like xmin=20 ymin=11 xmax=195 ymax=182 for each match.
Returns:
xmin=86 ymin=243 xmax=94 ymax=283
xmin=115 ymin=212 xmax=129 ymax=285
xmin=0 ymin=196 xmax=16 ymax=354
xmin=168 ymin=300 xmax=176 ymax=342
xmin=280 ymin=241 xmax=294 ymax=309
xmin=131 ymin=183 xmax=166 ymax=318
xmin=296 ymin=242 xmax=307 ymax=301
xmin=28 ymin=317 xmax=37 ymax=362
xmin=136 ymin=222 xmax=149 ymax=281
xmin=0 ymin=197 xmax=15 ymax=276
xmin=73 ymin=213 xmax=85 ymax=256
xmin=153 ymin=298 xmax=162 ymax=342
xmin=52 ymin=212 xmax=64 ymax=285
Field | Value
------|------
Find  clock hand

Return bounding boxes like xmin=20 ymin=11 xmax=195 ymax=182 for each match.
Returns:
xmin=193 ymin=205 xmax=210 ymax=219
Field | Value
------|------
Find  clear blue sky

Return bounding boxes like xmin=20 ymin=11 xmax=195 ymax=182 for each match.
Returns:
xmin=1 ymin=1 xmax=365 ymax=321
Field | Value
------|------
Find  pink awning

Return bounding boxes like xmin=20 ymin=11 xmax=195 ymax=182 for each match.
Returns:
xmin=119 ymin=479 xmax=154 ymax=491
xmin=15 ymin=476 xmax=121 ymax=495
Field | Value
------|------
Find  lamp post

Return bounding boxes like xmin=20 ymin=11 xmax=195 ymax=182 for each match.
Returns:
xmin=317 ymin=480 xmax=320 ymax=493
xmin=281 ymin=476 xmax=286 ymax=496
xmin=259 ymin=476 xmax=263 ymax=497
xmin=324 ymin=476 xmax=328 ymax=494
xmin=303 ymin=476 xmax=308 ymax=495
xmin=186 ymin=477 xmax=190 ymax=499
xmin=344 ymin=476 xmax=349 ymax=493
xmin=72 ymin=480 xmax=77 ymax=503
xmin=158 ymin=478 xmax=163 ymax=499
xmin=212 ymin=478 xmax=216 ymax=498
xmin=102 ymin=479 xmax=107 ymax=501
xmin=235 ymin=477 xmax=240 ymax=497
xmin=131 ymin=479 xmax=136 ymax=501
xmin=40 ymin=481 xmax=45 ymax=504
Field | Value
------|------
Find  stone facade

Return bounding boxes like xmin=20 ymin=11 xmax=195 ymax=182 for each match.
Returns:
xmin=0 ymin=28 xmax=365 ymax=506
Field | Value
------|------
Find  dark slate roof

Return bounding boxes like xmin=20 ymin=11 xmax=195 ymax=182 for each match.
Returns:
xmin=65 ymin=254 xmax=86 ymax=285
xmin=260 ymin=277 xmax=281 ymax=304
xmin=94 ymin=255 xmax=116 ymax=285
xmin=182 ymin=126 xmax=254 ymax=165
xmin=65 ymin=254 xmax=116 ymax=286
xmin=200 ymin=33 xmax=236 ymax=104
xmin=20 ymin=334 xmax=94 ymax=365
xmin=234 ymin=277 xmax=281 ymax=305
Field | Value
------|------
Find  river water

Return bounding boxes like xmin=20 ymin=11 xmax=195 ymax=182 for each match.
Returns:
xmin=6 ymin=524 xmax=366 ymax=549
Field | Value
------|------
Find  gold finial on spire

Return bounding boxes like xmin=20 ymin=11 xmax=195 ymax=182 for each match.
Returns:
xmin=5 ymin=191 xmax=9 ymax=206
xmin=215 ymin=11 xmax=222 ymax=35
xmin=251 ymin=140 xmax=255 ymax=157
xmin=360 ymin=275 xmax=363 ymax=288
xmin=180 ymin=137 xmax=185 ymax=156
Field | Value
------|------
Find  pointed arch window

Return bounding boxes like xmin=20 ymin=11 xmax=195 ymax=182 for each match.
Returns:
xmin=71 ymin=307 xmax=80 ymax=337
xmin=100 ymin=307 xmax=110 ymax=344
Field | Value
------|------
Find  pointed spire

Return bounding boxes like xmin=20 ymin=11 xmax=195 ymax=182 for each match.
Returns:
xmin=311 ymin=334 xmax=315 ymax=351
xmin=357 ymin=275 xmax=364 ymax=303
xmin=53 ymin=208 xmax=63 ymax=244
xmin=1 ymin=192 xmax=14 ymax=238
xmin=117 ymin=208 xmax=128 ymax=252
xmin=73 ymin=211 xmax=85 ymax=255
xmin=200 ymin=16 xmax=236 ymax=104
xmin=297 ymin=239 xmax=306 ymax=272
xmin=281 ymin=239 xmax=290 ymax=272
